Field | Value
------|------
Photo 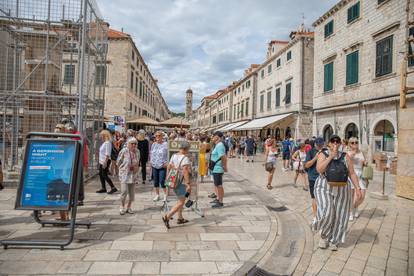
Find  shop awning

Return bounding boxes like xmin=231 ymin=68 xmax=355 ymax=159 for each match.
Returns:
xmin=160 ymin=117 xmax=190 ymax=128
xmin=219 ymin=120 xmax=249 ymax=132
xmin=126 ymin=116 xmax=159 ymax=125
xmin=234 ymin=113 xmax=292 ymax=131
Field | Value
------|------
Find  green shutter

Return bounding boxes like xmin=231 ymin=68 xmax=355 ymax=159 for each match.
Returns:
xmin=275 ymin=88 xmax=280 ymax=107
xmin=324 ymin=62 xmax=333 ymax=92
xmin=347 ymin=2 xmax=360 ymax=23
xmin=376 ymin=36 xmax=393 ymax=77
xmin=346 ymin=51 xmax=359 ymax=85
xmin=325 ymin=20 xmax=334 ymax=38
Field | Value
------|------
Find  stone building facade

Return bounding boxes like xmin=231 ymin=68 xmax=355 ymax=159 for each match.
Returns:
xmin=231 ymin=65 xmax=258 ymax=123
xmin=102 ymin=28 xmax=170 ymax=122
xmin=312 ymin=0 xmax=414 ymax=157
xmin=255 ymin=29 xmax=314 ymax=139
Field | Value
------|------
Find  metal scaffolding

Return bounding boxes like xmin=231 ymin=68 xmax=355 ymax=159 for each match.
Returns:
xmin=0 ymin=0 xmax=108 ymax=180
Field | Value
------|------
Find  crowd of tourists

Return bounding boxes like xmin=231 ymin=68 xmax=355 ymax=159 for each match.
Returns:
xmin=16 ymin=120 xmax=371 ymax=251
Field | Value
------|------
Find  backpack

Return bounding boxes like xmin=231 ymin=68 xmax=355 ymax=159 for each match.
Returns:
xmin=282 ymin=140 xmax=290 ymax=153
xmin=322 ymin=151 xmax=348 ymax=186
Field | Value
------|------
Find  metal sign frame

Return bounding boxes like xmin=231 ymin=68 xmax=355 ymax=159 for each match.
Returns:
xmin=1 ymin=132 xmax=91 ymax=250
xmin=15 ymin=138 xmax=80 ymax=211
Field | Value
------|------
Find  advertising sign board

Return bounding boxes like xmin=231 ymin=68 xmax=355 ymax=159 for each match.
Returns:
xmin=15 ymin=139 xmax=80 ymax=211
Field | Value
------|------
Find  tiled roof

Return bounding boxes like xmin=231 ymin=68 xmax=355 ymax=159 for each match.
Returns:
xmin=269 ymin=40 xmax=289 ymax=44
xmin=108 ymin=28 xmax=130 ymax=39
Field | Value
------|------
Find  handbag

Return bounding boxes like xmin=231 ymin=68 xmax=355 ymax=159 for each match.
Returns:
xmin=265 ymin=162 xmax=274 ymax=172
xmin=362 ymin=165 xmax=373 ymax=180
xmin=166 ymin=155 xmax=184 ymax=189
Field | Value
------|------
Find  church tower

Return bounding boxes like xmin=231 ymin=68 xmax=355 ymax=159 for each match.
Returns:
xmin=185 ymin=88 xmax=193 ymax=119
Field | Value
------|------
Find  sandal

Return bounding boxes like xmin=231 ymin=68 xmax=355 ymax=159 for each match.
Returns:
xmin=177 ymin=218 xmax=189 ymax=225
xmin=162 ymin=215 xmax=170 ymax=229
xmin=266 ymin=184 xmax=273 ymax=190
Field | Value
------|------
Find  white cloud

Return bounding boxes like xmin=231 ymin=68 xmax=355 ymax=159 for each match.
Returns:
xmin=99 ymin=0 xmax=337 ymax=112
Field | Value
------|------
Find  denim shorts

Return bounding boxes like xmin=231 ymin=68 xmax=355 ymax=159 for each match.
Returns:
xmin=152 ymin=167 xmax=166 ymax=188
xmin=174 ymin=183 xmax=187 ymax=199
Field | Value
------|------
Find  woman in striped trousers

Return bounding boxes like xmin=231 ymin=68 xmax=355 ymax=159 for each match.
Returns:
xmin=313 ymin=135 xmax=362 ymax=251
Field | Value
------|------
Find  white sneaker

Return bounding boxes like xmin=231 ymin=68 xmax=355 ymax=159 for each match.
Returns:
xmin=120 ymin=208 xmax=126 ymax=215
xmin=126 ymin=208 xmax=134 ymax=214
xmin=329 ymin=243 xmax=338 ymax=251
xmin=153 ymin=194 xmax=160 ymax=202
xmin=318 ymin=237 xmax=329 ymax=249
xmin=349 ymin=213 xmax=354 ymax=221
xmin=311 ymin=217 xmax=317 ymax=232
xmin=354 ymin=209 xmax=360 ymax=218
xmin=162 ymin=194 xmax=167 ymax=201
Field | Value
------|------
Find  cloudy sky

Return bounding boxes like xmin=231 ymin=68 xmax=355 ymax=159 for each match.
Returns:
xmin=99 ymin=0 xmax=337 ymax=113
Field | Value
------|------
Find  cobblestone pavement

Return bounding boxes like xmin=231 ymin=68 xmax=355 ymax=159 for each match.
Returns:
xmin=227 ymin=155 xmax=414 ymax=276
xmin=0 ymin=155 xmax=413 ymax=276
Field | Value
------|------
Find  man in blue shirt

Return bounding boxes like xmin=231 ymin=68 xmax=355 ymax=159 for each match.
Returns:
xmin=282 ymin=137 xmax=291 ymax=171
xmin=304 ymin=136 xmax=324 ymax=222
xmin=210 ymin=131 xmax=227 ymax=208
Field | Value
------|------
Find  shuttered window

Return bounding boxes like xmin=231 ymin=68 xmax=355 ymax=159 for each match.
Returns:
xmin=275 ymin=87 xmax=280 ymax=107
xmin=260 ymin=94 xmax=264 ymax=112
xmin=324 ymin=62 xmax=334 ymax=92
xmin=285 ymin=83 xmax=291 ymax=104
xmin=267 ymin=91 xmax=272 ymax=110
xmin=346 ymin=50 xmax=359 ymax=85
xmin=64 ymin=64 xmax=75 ymax=84
xmin=287 ymin=51 xmax=292 ymax=61
xmin=324 ymin=20 xmax=334 ymax=38
xmin=246 ymin=99 xmax=249 ymax=116
xmin=347 ymin=2 xmax=360 ymax=24
xmin=375 ymin=36 xmax=393 ymax=77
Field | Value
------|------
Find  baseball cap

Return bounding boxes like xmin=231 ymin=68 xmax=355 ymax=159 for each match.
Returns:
xmin=213 ymin=131 xmax=223 ymax=138
xmin=314 ymin=136 xmax=325 ymax=146
xmin=329 ymin=134 xmax=341 ymax=143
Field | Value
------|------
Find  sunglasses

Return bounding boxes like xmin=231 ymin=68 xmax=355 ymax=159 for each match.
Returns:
xmin=350 ymin=141 xmax=359 ymax=145
xmin=330 ymin=139 xmax=341 ymax=144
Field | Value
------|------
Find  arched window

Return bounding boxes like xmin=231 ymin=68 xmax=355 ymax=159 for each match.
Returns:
xmin=275 ymin=128 xmax=281 ymax=141
xmin=373 ymin=120 xmax=395 ymax=152
xmin=285 ymin=127 xmax=292 ymax=138
xmin=345 ymin=123 xmax=359 ymax=139
xmin=323 ymin=124 xmax=334 ymax=142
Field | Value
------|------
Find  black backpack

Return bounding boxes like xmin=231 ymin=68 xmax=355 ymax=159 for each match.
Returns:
xmin=322 ymin=151 xmax=348 ymax=186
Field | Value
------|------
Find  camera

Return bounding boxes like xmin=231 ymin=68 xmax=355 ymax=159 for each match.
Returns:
xmin=184 ymin=192 xmax=193 ymax=208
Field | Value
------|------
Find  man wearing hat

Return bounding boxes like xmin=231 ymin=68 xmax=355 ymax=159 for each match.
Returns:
xmin=304 ymin=136 xmax=325 ymax=223
xmin=210 ymin=131 xmax=227 ymax=208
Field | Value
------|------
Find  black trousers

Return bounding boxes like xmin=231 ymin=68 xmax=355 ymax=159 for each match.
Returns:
xmin=99 ymin=160 xmax=114 ymax=190
xmin=141 ymin=160 xmax=147 ymax=181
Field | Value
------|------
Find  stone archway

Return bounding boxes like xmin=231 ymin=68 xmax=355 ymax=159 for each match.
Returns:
xmin=373 ymin=119 xmax=395 ymax=152
xmin=344 ymin=123 xmax=359 ymax=139
xmin=275 ymin=127 xmax=281 ymax=141
xmin=285 ymin=127 xmax=292 ymax=139
xmin=323 ymin=124 xmax=334 ymax=142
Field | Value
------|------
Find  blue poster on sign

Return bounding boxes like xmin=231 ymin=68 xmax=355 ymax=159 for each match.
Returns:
xmin=17 ymin=140 xmax=78 ymax=210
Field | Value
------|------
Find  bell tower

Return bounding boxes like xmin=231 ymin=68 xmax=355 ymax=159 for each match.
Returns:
xmin=185 ymin=88 xmax=193 ymax=119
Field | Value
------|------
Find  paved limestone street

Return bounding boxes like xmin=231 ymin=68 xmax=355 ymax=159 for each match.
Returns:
xmin=0 ymin=155 xmax=413 ymax=276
